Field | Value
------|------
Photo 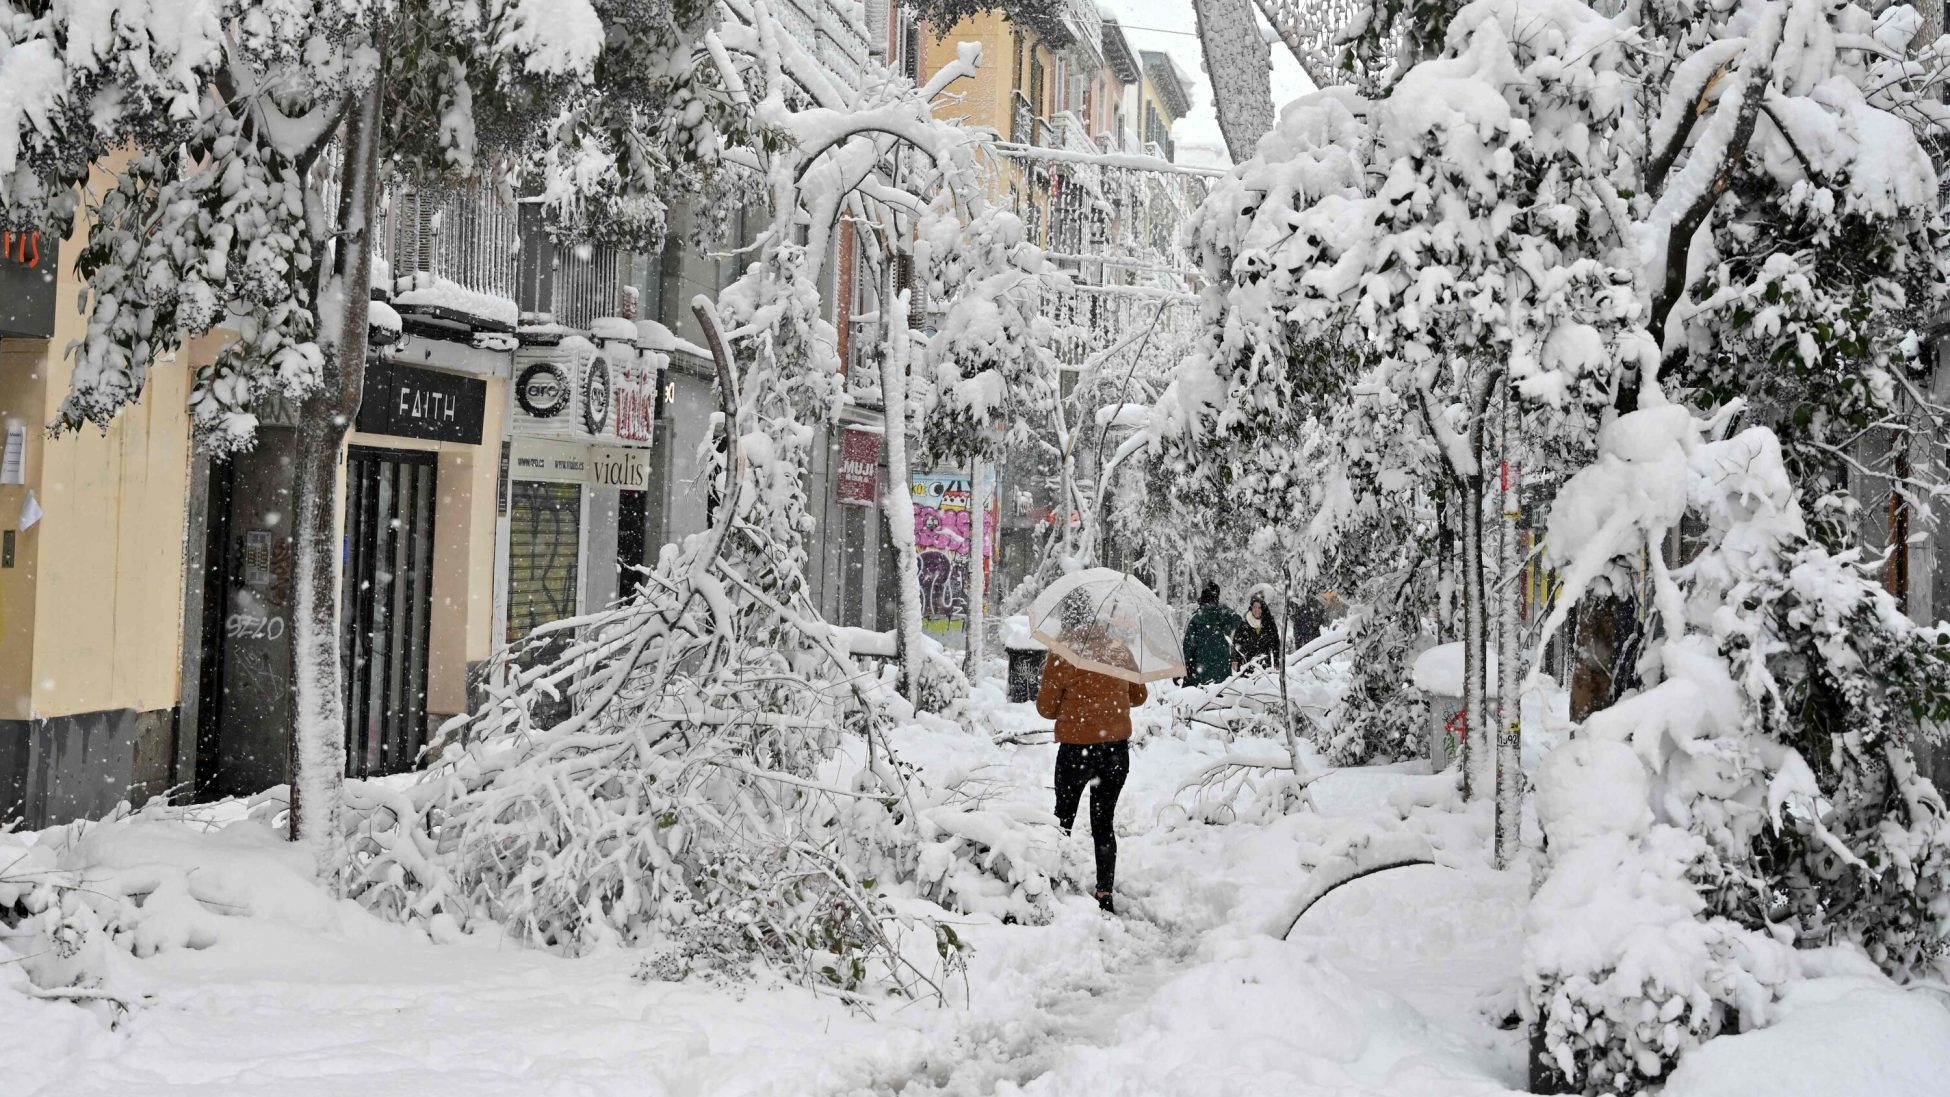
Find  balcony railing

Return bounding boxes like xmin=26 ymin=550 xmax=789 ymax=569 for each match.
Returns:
xmin=1054 ymin=112 xmax=1097 ymax=155
xmin=549 ymin=243 xmax=630 ymax=332
xmin=377 ymin=179 xmax=521 ymax=313
xmin=774 ymin=0 xmax=870 ymax=89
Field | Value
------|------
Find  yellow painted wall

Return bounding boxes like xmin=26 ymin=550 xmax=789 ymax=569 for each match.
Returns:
xmin=0 ymin=178 xmax=196 ymax=722
xmin=921 ymin=12 xmax=1016 ymax=134
xmin=921 ymin=13 xmax=1074 ymax=243
xmin=0 ymin=340 xmax=47 ymax=721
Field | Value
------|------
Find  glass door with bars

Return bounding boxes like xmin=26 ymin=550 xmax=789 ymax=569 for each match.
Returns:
xmin=341 ymin=446 xmax=438 ymax=778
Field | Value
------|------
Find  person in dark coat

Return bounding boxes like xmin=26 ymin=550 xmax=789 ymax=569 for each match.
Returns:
xmin=1290 ymin=593 xmax=1326 ymax=650
xmin=1180 ymin=582 xmax=1240 ymax=687
xmin=1232 ymin=593 xmax=1282 ymax=673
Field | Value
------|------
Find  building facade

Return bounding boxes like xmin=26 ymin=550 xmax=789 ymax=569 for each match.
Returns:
xmin=0 ymin=0 xmax=1215 ymax=827
xmin=1 ymin=177 xmax=200 ymax=826
xmin=0 ymin=0 xmax=906 ymax=828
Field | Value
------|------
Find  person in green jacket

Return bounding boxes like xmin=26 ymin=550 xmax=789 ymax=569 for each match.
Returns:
xmin=1181 ymin=582 xmax=1240 ymax=687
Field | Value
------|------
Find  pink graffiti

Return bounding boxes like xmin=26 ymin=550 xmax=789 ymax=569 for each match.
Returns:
xmin=913 ymin=504 xmax=996 ymax=555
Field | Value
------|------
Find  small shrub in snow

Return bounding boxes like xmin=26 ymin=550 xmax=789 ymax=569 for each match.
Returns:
xmin=0 ymin=832 xmax=117 ymax=1000
xmin=1528 ymin=407 xmax=1950 ymax=1092
xmin=1526 ymin=741 xmax=1796 ymax=1093
xmin=1322 ymin=606 xmax=1425 ymax=766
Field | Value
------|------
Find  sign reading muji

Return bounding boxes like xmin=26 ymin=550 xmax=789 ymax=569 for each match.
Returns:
xmin=0 ymin=230 xmax=59 ymax=338
xmin=836 ymin=427 xmax=881 ymax=507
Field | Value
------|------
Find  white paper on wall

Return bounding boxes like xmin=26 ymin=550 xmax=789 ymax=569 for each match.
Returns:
xmin=19 ymin=490 xmax=43 ymax=531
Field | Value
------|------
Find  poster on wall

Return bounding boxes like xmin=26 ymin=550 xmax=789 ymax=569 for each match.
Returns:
xmin=610 ymin=355 xmax=661 ymax=444
xmin=837 ymin=427 xmax=880 ymax=506
xmin=911 ymin=468 xmax=998 ymax=640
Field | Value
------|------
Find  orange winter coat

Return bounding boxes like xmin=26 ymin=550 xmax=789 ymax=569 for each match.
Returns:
xmin=1035 ymin=652 xmax=1148 ymax=744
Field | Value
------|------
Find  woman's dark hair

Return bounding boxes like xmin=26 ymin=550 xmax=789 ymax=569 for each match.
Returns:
xmin=1199 ymin=581 xmax=1221 ymax=605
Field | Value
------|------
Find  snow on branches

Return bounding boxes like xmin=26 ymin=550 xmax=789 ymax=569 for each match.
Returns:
xmin=1 ymin=0 xmax=736 ymax=452
xmin=1171 ymin=1 xmax=1950 ymax=1088
xmin=339 ymin=4 xmax=1065 ymax=999
xmin=917 ymin=202 xmax=1063 ymax=465
xmin=344 ymin=301 xmax=1053 ymax=999
xmin=1526 ymin=400 xmax=1950 ymax=1092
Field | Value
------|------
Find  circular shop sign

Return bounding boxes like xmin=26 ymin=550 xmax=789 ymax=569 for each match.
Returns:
xmin=516 ymin=361 xmax=569 ymax=418
xmin=583 ymin=354 xmax=613 ymax=435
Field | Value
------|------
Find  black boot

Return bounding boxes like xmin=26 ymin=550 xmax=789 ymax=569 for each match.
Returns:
xmin=1095 ymin=888 xmax=1115 ymax=914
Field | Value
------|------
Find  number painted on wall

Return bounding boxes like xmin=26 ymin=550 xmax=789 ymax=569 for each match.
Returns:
xmin=226 ymin=613 xmax=287 ymax=641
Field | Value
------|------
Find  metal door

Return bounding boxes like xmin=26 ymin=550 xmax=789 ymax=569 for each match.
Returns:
xmin=342 ymin=447 xmax=438 ymax=778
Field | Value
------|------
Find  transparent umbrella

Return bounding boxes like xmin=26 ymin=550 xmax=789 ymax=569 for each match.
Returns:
xmin=1028 ymin=568 xmax=1185 ymax=684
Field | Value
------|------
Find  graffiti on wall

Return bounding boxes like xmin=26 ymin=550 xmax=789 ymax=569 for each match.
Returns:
xmin=912 ymin=470 xmax=998 ymax=635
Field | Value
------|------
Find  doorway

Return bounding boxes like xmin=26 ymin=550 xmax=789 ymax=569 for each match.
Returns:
xmin=617 ymin=488 xmax=648 ymax=599
xmin=341 ymin=447 xmax=439 ymax=779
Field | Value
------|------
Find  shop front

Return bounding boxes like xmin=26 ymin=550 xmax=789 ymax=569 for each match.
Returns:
xmin=191 ymin=333 xmax=508 ymax=795
xmin=502 ymin=327 xmax=664 ymax=648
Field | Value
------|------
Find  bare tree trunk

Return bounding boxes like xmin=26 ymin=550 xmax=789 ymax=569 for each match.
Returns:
xmin=966 ymin=453 xmax=986 ymax=679
xmin=1192 ymin=0 xmax=1276 ymax=163
xmin=1276 ymin=560 xmax=1304 ymax=802
xmin=1460 ymin=469 xmax=1485 ymax=800
xmin=1494 ymin=381 xmax=1522 ymax=867
xmin=880 ymin=285 xmax=925 ymax=705
xmin=1437 ymin=490 xmax=1455 ymax=640
xmin=1456 ymin=369 xmax=1499 ymax=803
xmin=1568 ymin=596 xmax=1619 ymax=720
xmin=288 ymin=78 xmax=382 ymax=876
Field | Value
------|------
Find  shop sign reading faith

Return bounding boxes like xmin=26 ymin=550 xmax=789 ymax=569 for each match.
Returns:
xmin=358 ymin=360 xmax=486 ymax=444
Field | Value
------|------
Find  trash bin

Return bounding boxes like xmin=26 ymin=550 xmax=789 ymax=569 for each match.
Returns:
xmin=1006 ymin=646 xmax=1047 ymax=704
xmin=1000 ymin=615 xmax=1048 ymax=703
xmin=1411 ymin=642 xmax=1497 ymax=772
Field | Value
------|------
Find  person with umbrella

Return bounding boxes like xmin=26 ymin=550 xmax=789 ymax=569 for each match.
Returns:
xmin=1232 ymin=592 xmax=1282 ymax=674
xmin=1028 ymin=571 xmax=1184 ymax=914
xmin=1181 ymin=581 xmax=1240 ymax=687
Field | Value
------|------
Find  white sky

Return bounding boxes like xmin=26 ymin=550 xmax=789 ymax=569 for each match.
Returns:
xmin=1100 ymin=0 xmax=1316 ymax=169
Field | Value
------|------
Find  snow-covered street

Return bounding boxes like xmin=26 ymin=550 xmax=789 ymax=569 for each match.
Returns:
xmin=9 ymin=0 xmax=1950 ymax=1091
xmin=12 ymin=675 xmax=1950 ymax=1097
xmin=9 ymin=687 xmax=1543 ymax=1097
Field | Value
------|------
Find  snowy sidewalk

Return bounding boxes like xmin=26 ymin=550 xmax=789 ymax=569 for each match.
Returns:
xmin=11 ymin=689 xmax=1531 ymax=1097
xmin=826 ymin=694 xmax=1533 ymax=1097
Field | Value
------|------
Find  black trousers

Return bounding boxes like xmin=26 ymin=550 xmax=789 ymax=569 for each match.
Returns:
xmin=1054 ymin=741 xmax=1130 ymax=895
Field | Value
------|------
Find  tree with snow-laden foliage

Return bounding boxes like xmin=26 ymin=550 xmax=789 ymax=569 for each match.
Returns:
xmin=336 ymin=6 xmax=1071 ymax=997
xmin=1161 ymin=0 xmax=1640 ymax=851
xmin=915 ymin=200 xmax=1064 ymax=674
xmin=1165 ymin=0 xmax=1950 ymax=1085
xmin=917 ymin=204 xmax=1062 ymax=467
xmin=1527 ymin=399 xmax=1950 ymax=1094
xmin=0 ymin=0 xmax=745 ymax=871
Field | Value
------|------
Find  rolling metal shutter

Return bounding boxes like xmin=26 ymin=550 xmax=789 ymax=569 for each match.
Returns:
xmin=508 ymin=480 xmax=583 ymax=641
